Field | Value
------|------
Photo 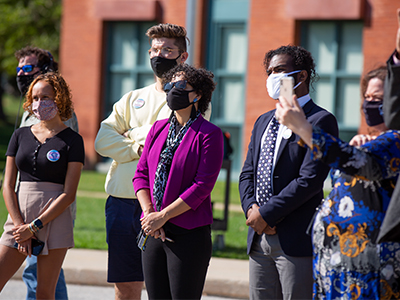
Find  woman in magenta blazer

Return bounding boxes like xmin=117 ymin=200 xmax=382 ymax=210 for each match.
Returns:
xmin=133 ymin=64 xmax=224 ymax=300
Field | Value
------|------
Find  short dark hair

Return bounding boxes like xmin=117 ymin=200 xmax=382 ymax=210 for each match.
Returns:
xmin=15 ymin=46 xmax=58 ymax=72
xmin=361 ymin=66 xmax=387 ymax=100
xmin=162 ymin=64 xmax=216 ymax=116
xmin=24 ymin=72 xmax=73 ymax=121
xmin=146 ymin=23 xmax=189 ymax=52
xmin=263 ymin=45 xmax=317 ymax=89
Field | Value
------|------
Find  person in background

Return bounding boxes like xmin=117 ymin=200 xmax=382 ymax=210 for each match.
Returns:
xmin=133 ymin=64 xmax=223 ymax=300
xmin=275 ymin=66 xmax=400 ymax=299
xmin=15 ymin=46 xmax=78 ymax=300
xmin=0 ymin=72 xmax=84 ymax=299
xmin=16 ymin=46 xmax=78 ymax=133
xmin=95 ymin=23 xmax=210 ymax=300
xmin=378 ymin=8 xmax=400 ymax=243
xmin=239 ymin=45 xmax=338 ymax=299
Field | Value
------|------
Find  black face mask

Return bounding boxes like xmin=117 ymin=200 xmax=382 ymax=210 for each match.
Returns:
xmin=362 ymin=99 xmax=384 ymax=126
xmin=166 ymin=88 xmax=197 ymax=111
xmin=16 ymin=72 xmax=40 ymax=95
xmin=150 ymin=55 xmax=180 ymax=78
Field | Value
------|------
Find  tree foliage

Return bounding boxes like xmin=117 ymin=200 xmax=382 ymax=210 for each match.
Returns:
xmin=0 ymin=0 xmax=62 ymax=77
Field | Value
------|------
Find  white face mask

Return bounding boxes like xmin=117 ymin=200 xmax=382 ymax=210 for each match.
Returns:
xmin=266 ymin=70 xmax=302 ymax=99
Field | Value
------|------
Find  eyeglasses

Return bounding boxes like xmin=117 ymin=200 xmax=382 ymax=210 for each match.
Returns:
xmin=148 ymin=47 xmax=180 ymax=57
xmin=16 ymin=64 xmax=38 ymax=73
xmin=163 ymin=80 xmax=194 ymax=93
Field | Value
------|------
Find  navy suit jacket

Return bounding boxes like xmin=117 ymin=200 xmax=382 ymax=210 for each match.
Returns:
xmin=239 ymin=100 xmax=338 ymax=257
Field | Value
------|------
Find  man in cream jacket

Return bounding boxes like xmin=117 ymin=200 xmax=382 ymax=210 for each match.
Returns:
xmin=95 ymin=23 xmax=210 ymax=300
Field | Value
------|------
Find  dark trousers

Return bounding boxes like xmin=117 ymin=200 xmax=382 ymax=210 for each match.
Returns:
xmin=142 ymin=222 xmax=212 ymax=300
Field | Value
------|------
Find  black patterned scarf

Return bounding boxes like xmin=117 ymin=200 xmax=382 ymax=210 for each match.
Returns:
xmin=153 ymin=111 xmax=201 ymax=211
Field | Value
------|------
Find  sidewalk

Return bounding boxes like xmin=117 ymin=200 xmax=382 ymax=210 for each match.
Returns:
xmin=12 ymin=248 xmax=249 ymax=299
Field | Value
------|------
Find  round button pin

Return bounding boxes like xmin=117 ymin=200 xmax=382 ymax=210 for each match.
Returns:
xmin=133 ymin=99 xmax=145 ymax=109
xmin=47 ymin=150 xmax=60 ymax=162
xmin=283 ymin=128 xmax=292 ymax=139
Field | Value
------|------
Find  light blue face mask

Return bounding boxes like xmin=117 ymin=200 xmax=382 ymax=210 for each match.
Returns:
xmin=266 ymin=70 xmax=302 ymax=99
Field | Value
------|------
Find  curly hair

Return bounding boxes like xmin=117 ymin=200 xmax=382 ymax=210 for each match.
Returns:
xmin=15 ymin=46 xmax=58 ymax=72
xmin=360 ymin=66 xmax=387 ymax=100
xmin=162 ymin=64 xmax=216 ymax=115
xmin=146 ymin=23 xmax=190 ymax=52
xmin=263 ymin=45 xmax=317 ymax=90
xmin=23 ymin=72 xmax=73 ymax=121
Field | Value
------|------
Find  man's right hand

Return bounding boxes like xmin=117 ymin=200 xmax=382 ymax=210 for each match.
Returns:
xmin=263 ymin=225 xmax=277 ymax=235
xmin=121 ymin=130 xmax=143 ymax=157
xmin=246 ymin=204 xmax=270 ymax=235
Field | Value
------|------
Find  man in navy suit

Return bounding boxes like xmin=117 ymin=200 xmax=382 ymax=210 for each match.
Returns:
xmin=239 ymin=45 xmax=338 ymax=300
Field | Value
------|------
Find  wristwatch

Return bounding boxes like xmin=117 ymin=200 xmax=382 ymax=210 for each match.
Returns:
xmin=33 ymin=218 xmax=44 ymax=230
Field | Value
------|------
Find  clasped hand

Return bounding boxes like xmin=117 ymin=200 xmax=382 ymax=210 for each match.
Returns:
xmin=246 ymin=205 xmax=276 ymax=235
xmin=12 ymin=224 xmax=34 ymax=256
xmin=141 ymin=211 xmax=167 ymax=241
xmin=12 ymin=223 xmax=34 ymax=243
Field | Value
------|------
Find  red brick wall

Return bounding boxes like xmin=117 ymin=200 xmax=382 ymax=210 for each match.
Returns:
xmin=60 ymin=0 xmax=400 ymax=167
xmin=60 ymin=0 xmax=191 ymax=167
xmin=360 ymin=0 xmax=398 ymax=134
xmin=242 ymin=0 xmax=400 ymax=158
xmin=243 ymin=1 xmax=296 ymax=156
xmin=60 ymin=0 xmax=104 ymax=168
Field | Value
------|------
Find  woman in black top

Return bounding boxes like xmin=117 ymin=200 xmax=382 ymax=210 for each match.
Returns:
xmin=0 ymin=72 xmax=85 ymax=299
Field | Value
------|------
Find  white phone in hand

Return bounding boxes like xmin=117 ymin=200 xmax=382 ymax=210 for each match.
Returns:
xmin=280 ymin=77 xmax=294 ymax=105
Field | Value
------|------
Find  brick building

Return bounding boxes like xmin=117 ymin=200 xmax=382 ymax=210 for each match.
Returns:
xmin=60 ymin=0 xmax=399 ymax=175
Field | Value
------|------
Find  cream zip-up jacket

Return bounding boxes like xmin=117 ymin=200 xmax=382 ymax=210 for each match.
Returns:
xmin=95 ymin=83 xmax=211 ymax=199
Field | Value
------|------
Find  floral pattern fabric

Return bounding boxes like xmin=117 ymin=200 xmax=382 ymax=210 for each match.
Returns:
xmin=311 ymin=128 xmax=400 ymax=299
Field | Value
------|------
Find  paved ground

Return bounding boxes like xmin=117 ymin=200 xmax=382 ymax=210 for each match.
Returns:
xmin=0 ymin=279 xmax=241 ymax=300
xmin=3 ymin=248 xmax=249 ymax=299
xmin=0 ymin=193 xmax=250 ymax=299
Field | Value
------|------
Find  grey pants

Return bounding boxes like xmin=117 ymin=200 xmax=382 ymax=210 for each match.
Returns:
xmin=249 ymin=233 xmax=313 ymax=300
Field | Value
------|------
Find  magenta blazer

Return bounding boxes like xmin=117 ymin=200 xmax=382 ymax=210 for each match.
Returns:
xmin=133 ymin=115 xmax=224 ymax=229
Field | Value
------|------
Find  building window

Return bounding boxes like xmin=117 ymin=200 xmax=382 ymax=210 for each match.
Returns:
xmin=301 ymin=21 xmax=363 ymax=141
xmin=207 ymin=0 xmax=249 ymax=175
xmin=104 ymin=21 xmax=156 ymax=117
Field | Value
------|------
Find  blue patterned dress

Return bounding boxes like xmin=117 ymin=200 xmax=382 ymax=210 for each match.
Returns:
xmin=311 ymin=127 xmax=400 ymax=299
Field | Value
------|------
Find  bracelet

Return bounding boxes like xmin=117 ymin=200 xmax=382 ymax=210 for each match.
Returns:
xmin=28 ymin=224 xmax=36 ymax=235
xmin=31 ymin=222 xmax=39 ymax=232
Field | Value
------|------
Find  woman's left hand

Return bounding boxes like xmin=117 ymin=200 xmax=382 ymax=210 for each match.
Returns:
xmin=349 ymin=134 xmax=376 ymax=147
xmin=141 ymin=212 xmax=167 ymax=236
xmin=12 ymin=224 xmax=34 ymax=243
xmin=275 ymin=95 xmax=308 ymax=131
xmin=276 ymin=94 xmax=313 ymax=147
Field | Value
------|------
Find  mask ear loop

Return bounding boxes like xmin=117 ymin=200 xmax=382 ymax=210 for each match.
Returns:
xmin=292 ymin=71 xmax=303 ymax=90
xmin=293 ymin=81 xmax=302 ymax=90
xmin=190 ymin=98 xmax=199 ymax=119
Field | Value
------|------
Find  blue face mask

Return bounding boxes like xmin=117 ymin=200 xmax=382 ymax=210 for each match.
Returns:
xmin=266 ymin=70 xmax=302 ymax=99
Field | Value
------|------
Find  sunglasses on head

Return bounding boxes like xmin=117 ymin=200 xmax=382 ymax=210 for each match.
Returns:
xmin=163 ymin=80 xmax=194 ymax=93
xmin=16 ymin=64 xmax=38 ymax=73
